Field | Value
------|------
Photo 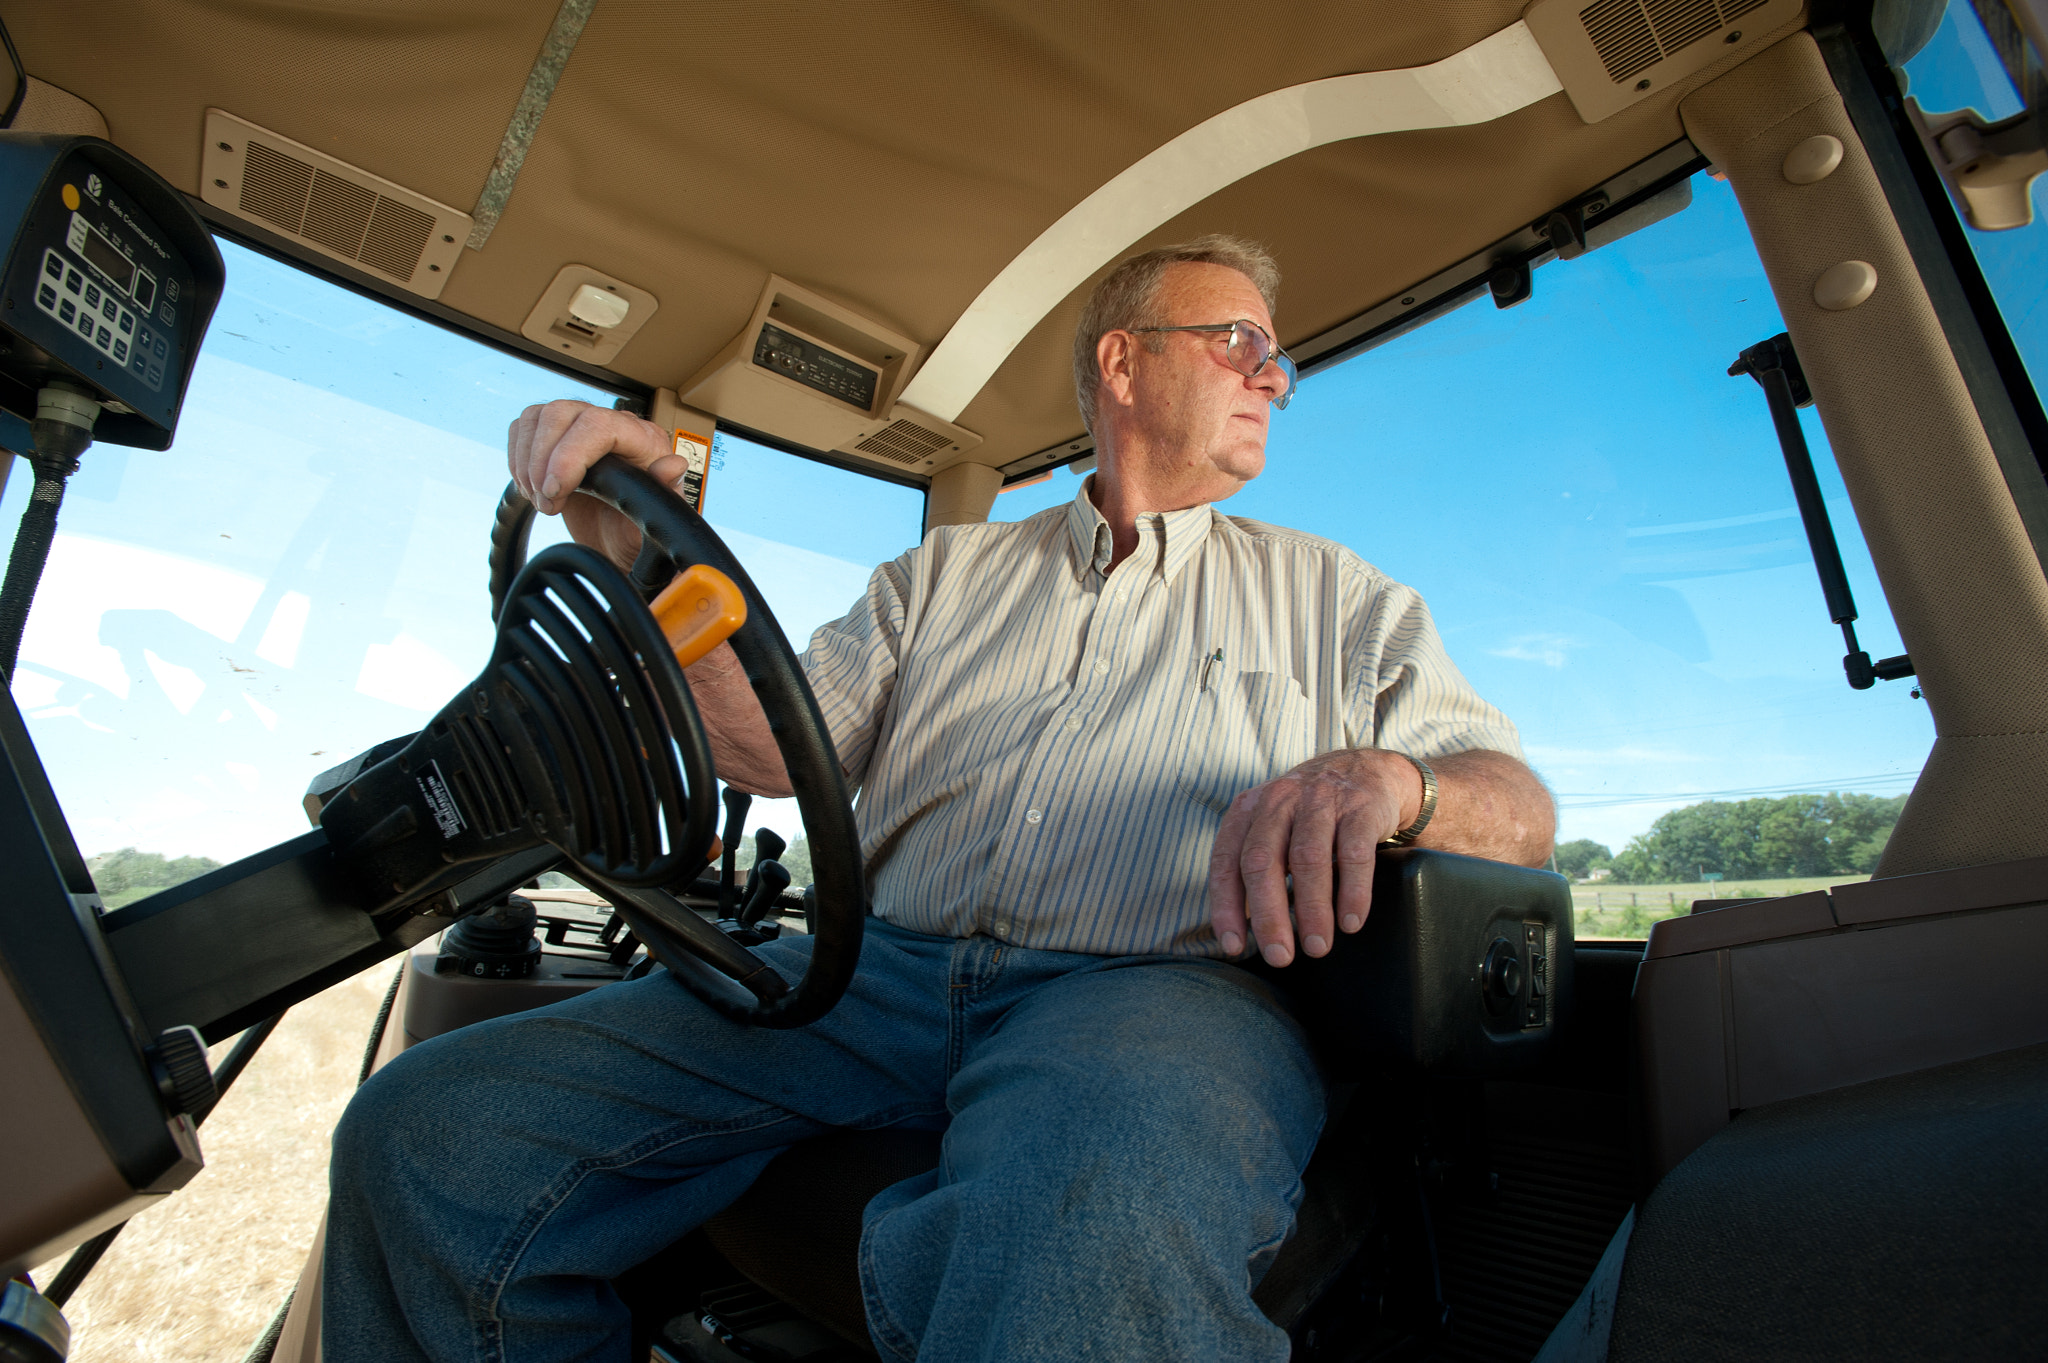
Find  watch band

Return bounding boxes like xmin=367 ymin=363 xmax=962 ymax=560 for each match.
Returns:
xmin=1380 ymin=753 xmax=1437 ymax=847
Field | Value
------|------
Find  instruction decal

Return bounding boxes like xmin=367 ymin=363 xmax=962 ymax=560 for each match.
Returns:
xmin=417 ymin=760 xmax=466 ymax=841
xmin=673 ymin=428 xmax=711 ymax=514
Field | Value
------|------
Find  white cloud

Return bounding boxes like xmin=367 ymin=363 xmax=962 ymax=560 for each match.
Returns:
xmin=1489 ymin=633 xmax=1577 ymax=669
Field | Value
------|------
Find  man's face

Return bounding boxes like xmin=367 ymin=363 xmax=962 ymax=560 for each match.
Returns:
xmin=1114 ymin=262 xmax=1287 ymax=502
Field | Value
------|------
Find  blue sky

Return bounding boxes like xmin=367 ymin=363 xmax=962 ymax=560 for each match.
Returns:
xmin=5 ymin=2 xmax=2040 ymax=867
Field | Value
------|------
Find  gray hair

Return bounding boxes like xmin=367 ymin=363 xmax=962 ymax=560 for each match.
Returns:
xmin=1071 ymin=234 xmax=1281 ymax=435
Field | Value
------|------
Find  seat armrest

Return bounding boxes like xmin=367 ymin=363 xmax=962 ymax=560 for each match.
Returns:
xmin=1248 ymin=848 xmax=1574 ymax=1078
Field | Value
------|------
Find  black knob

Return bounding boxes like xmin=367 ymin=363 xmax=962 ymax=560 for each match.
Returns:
xmin=439 ymin=894 xmax=542 ymax=979
xmin=147 ymin=1024 xmax=216 ymax=1120
xmin=1481 ymin=938 xmax=1523 ymax=1014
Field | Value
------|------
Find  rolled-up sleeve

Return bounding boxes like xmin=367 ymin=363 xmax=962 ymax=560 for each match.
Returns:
xmin=1345 ymin=574 xmax=1523 ymax=762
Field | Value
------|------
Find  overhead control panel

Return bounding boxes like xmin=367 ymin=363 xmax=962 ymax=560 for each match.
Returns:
xmin=679 ymin=274 xmax=982 ymax=480
xmin=0 ymin=135 xmax=223 ymax=450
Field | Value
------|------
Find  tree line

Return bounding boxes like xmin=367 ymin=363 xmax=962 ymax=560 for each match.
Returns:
xmin=87 ymin=847 xmax=224 ymax=909
xmin=1553 ymin=792 xmax=1906 ymax=884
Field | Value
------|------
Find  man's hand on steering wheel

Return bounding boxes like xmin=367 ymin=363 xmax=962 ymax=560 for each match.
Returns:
xmin=510 ymin=400 xmax=686 ymax=571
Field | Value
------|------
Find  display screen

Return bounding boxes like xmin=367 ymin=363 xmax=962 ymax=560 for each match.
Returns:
xmin=131 ymin=271 xmax=157 ymax=312
xmin=79 ymin=221 xmax=135 ymax=294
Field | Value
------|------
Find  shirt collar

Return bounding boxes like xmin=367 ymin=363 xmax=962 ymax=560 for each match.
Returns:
xmin=1064 ymin=475 xmax=1217 ymax=585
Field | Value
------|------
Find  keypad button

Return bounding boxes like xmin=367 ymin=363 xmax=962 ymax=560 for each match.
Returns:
xmin=64 ymin=271 xmax=81 ymax=295
xmin=146 ymin=363 xmax=162 ymax=385
xmin=112 ymin=339 xmax=127 ymax=362
xmin=101 ymin=298 xmax=116 ymax=321
xmin=84 ymin=284 xmax=100 ymax=308
xmin=118 ymin=311 xmax=133 ymax=334
xmin=75 ymin=311 xmax=92 ymax=334
xmin=58 ymin=299 xmax=75 ymax=323
xmin=158 ymin=303 xmax=172 ymax=325
xmin=97 ymin=325 xmax=112 ymax=347
xmin=153 ymin=337 xmax=166 ymax=359
xmin=37 ymin=284 xmax=56 ymax=308
xmin=136 ymin=327 xmax=151 ymax=349
xmin=43 ymin=254 xmax=61 ymax=278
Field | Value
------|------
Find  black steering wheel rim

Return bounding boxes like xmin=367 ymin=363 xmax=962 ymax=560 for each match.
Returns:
xmin=493 ymin=455 xmax=865 ymax=1028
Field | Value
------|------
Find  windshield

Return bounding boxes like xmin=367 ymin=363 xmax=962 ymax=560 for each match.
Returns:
xmin=1001 ymin=173 xmax=1933 ymax=932
xmin=3 ymin=238 xmax=925 ymax=882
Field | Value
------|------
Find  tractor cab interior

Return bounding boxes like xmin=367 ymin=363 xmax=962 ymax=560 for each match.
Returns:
xmin=3 ymin=1 xmax=2048 ymax=1361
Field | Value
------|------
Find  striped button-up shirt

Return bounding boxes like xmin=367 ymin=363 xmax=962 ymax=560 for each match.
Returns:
xmin=799 ymin=479 xmax=1522 ymax=957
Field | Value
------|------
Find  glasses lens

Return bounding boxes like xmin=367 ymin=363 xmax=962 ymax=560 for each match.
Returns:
xmin=1227 ymin=319 xmax=1272 ymax=377
xmin=1229 ymin=320 xmax=1294 ymax=410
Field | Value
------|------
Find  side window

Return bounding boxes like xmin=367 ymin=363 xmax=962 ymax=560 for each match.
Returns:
xmin=1000 ymin=175 xmax=1932 ymax=934
xmin=3 ymin=239 xmax=923 ymax=874
xmin=1901 ymin=1 xmax=2048 ymax=390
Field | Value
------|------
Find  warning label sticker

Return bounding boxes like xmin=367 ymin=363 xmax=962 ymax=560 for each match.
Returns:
xmin=417 ymin=760 xmax=466 ymax=841
xmin=673 ymin=428 xmax=712 ymax=513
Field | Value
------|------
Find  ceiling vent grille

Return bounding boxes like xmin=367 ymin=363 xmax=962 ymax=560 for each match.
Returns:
xmin=201 ymin=110 xmax=471 ymax=300
xmin=1577 ymin=0 xmax=1775 ymax=82
xmin=857 ymin=419 xmax=954 ymax=465
xmin=1528 ymin=0 xmax=1800 ymax=123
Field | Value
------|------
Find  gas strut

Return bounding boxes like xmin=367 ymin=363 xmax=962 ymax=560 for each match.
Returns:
xmin=1729 ymin=333 xmax=1914 ymax=691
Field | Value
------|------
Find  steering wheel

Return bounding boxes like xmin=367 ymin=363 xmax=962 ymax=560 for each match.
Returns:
xmin=490 ymin=454 xmax=865 ymax=1029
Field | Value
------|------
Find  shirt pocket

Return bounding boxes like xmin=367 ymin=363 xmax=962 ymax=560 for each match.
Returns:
xmin=1176 ymin=663 xmax=1317 ymax=816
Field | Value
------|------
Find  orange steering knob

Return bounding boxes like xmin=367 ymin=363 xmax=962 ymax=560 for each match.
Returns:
xmin=648 ymin=564 xmax=747 ymax=668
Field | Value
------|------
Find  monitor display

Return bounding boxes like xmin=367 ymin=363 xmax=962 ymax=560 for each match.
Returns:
xmin=79 ymin=219 xmax=135 ymax=294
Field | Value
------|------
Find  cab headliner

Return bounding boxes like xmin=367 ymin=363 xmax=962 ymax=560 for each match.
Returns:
xmin=9 ymin=1 xmax=1783 ymax=466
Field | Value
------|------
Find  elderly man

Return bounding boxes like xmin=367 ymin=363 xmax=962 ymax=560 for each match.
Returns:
xmin=325 ymin=235 xmax=1553 ymax=1362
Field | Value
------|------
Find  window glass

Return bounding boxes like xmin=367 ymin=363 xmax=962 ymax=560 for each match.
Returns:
xmin=1902 ymin=2 xmax=2048 ymax=388
xmin=1001 ymin=176 xmax=1934 ymax=932
xmin=5 ymin=239 xmax=923 ymax=869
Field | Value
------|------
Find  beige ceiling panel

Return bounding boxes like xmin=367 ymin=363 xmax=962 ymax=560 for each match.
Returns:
xmin=12 ymin=0 xmax=1801 ymax=461
xmin=7 ymin=0 xmax=566 ymax=212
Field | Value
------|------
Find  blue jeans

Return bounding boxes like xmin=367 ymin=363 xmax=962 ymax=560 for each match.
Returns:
xmin=324 ymin=919 xmax=1326 ymax=1362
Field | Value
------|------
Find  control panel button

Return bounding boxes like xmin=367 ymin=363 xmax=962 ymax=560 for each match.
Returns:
xmin=118 ymin=311 xmax=133 ymax=335
xmin=37 ymin=284 xmax=56 ymax=309
xmin=96 ymin=325 xmax=112 ymax=348
xmin=43 ymin=253 xmax=62 ymax=279
xmin=112 ymin=339 xmax=127 ymax=362
xmin=101 ymin=298 xmax=116 ymax=321
xmin=58 ymin=299 xmax=75 ymax=324
xmin=84 ymin=283 xmax=100 ymax=309
xmin=64 ymin=270 xmax=82 ymax=295
xmin=153 ymin=336 xmax=166 ymax=359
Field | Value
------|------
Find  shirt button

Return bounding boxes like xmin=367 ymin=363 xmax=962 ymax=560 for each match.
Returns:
xmin=1064 ymin=714 xmax=1083 ymax=732
xmin=1093 ymin=659 xmax=1110 ymax=675
xmin=1114 ymin=590 xmax=1128 ymax=603
xmin=1025 ymin=808 xmax=1043 ymax=825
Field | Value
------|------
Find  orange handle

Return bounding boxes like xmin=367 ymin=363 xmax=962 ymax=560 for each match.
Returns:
xmin=650 ymin=564 xmax=747 ymax=669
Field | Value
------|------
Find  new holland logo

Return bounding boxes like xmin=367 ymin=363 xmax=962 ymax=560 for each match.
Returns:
xmin=416 ymin=760 xmax=466 ymax=841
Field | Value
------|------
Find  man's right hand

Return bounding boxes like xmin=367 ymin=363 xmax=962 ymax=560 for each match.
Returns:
xmin=508 ymin=400 xmax=689 ymax=571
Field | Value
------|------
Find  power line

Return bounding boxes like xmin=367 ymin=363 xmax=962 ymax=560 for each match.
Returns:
xmin=1554 ymin=770 xmax=1918 ymax=809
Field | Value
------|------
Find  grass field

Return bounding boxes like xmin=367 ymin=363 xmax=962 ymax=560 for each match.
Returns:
xmin=1573 ymin=874 xmax=1866 ymax=939
xmin=31 ymin=963 xmax=397 ymax=1362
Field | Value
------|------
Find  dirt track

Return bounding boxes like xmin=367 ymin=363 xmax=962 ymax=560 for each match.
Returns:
xmin=33 ymin=964 xmax=395 ymax=1362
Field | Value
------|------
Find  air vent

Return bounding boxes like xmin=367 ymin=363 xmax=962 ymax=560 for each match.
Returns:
xmin=857 ymin=420 xmax=953 ymax=465
xmin=200 ymin=110 xmax=471 ymax=299
xmin=1525 ymin=0 xmax=1800 ymax=123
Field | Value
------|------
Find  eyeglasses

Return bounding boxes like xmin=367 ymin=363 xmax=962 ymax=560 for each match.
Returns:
xmin=1130 ymin=318 xmax=1297 ymax=410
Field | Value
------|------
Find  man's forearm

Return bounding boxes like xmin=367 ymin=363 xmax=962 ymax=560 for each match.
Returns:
xmin=684 ymin=642 xmax=794 ymax=798
xmin=1413 ymin=748 xmax=1554 ymax=867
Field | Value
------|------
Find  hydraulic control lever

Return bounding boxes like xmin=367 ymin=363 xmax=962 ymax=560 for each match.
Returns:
xmin=1729 ymin=334 xmax=1914 ymax=692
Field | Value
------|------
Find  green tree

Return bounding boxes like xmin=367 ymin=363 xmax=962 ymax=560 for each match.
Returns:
xmin=87 ymin=847 xmax=224 ymax=909
xmin=1552 ymin=838 xmax=1612 ymax=879
xmin=1602 ymin=793 xmax=1907 ymax=883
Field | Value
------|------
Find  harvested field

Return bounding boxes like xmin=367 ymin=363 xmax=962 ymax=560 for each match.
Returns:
xmin=32 ymin=963 xmax=398 ymax=1362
